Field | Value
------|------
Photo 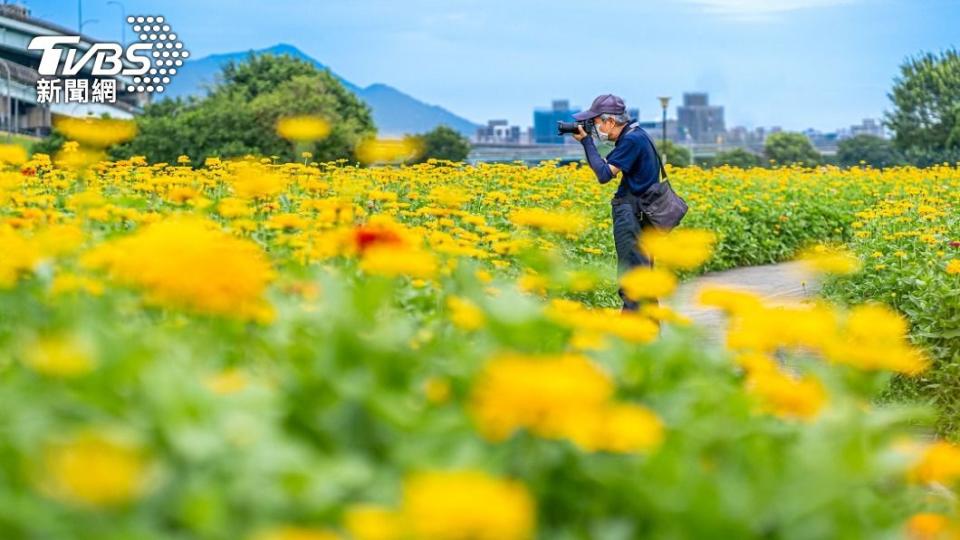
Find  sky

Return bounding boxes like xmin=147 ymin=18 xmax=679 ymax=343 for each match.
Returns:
xmin=22 ymin=0 xmax=960 ymax=132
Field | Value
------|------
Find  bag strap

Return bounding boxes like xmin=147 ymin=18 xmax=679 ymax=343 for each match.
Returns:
xmin=635 ymin=126 xmax=668 ymax=182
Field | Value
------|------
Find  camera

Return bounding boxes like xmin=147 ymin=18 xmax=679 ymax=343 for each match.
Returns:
xmin=557 ymin=120 xmax=592 ymax=136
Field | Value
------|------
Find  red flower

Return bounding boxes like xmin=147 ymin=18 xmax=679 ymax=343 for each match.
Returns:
xmin=950 ymin=241 xmax=960 ymax=248
xmin=353 ymin=225 xmax=403 ymax=254
xmin=20 ymin=167 xmax=35 ymax=177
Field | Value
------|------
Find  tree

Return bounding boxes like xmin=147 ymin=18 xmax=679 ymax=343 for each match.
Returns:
xmin=836 ymin=135 xmax=903 ymax=168
xmin=405 ymin=125 xmax=471 ymax=164
xmin=111 ymin=53 xmax=376 ymax=163
xmin=656 ymin=140 xmax=692 ymax=167
xmin=764 ymin=132 xmax=821 ymax=167
xmin=886 ymin=49 xmax=960 ymax=164
xmin=711 ymin=148 xmax=762 ymax=168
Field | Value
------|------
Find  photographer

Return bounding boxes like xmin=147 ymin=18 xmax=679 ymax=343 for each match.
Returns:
xmin=570 ymin=94 xmax=662 ymax=312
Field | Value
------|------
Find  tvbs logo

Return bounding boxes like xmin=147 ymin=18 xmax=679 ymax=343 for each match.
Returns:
xmin=28 ymin=15 xmax=188 ymax=94
xmin=29 ymin=36 xmax=152 ymax=76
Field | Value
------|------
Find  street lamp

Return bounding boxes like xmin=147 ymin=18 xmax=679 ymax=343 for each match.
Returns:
xmin=107 ymin=1 xmax=126 ymax=44
xmin=657 ymin=96 xmax=671 ymax=150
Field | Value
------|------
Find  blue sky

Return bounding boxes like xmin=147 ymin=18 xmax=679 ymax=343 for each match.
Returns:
xmin=24 ymin=0 xmax=960 ymax=131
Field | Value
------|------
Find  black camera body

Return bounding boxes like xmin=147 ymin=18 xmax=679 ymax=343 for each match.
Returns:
xmin=557 ymin=120 xmax=593 ymax=136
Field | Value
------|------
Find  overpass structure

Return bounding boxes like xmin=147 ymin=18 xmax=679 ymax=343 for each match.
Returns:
xmin=0 ymin=4 xmax=146 ymax=136
xmin=469 ymin=141 xmax=837 ymax=165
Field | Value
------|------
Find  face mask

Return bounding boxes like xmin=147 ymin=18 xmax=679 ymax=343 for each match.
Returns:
xmin=594 ymin=121 xmax=610 ymax=141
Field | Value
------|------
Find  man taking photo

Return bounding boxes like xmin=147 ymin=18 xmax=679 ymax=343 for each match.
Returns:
xmin=571 ymin=94 xmax=663 ymax=312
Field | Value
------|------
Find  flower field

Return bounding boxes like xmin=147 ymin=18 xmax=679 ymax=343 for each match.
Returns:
xmin=1 ymin=133 xmax=960 ymax=539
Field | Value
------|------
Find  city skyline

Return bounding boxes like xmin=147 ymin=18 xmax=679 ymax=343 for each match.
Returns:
xmin=21 ymin=0 xmax=960 ymax=132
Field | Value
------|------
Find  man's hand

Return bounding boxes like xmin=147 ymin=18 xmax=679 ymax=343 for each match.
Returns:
xmin=572 ymin=125 xmax=589 ymax=142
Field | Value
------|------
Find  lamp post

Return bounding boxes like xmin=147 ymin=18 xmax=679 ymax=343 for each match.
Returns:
xmin=657 ymin=96 xmax=671 ymax=149
xmin=107 ymin=1 xmax=126 ymax=44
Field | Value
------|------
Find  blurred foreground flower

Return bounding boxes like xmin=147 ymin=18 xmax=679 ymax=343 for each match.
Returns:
xmin=355 ymin=138 xmax=422 ymax=165
xmin=509 ymin=208 xmax=586 ymax=235
xmin=471 ymin=352 xmax=664 ymax=453
xmin=640 ymin=228 xmax=716 ymax=270
xmin=402 ymin=470 xmax=535 ymax=540
xmin=82 ymin=218 xmax=275 ymax=321
xmin=251 ymin=526 xmax=341 ymax=540
xmin=39 ymin=430 xmax=150 ymax=507
xmin=276 ymin=115 xmax=331 ymax=142
xmin=21 ymin=332 xmax=96 ymax=377
xmin=909 ymin=441 xmax=960 ymax=485
xmin=0 ymin=144 xmax=27 ymax=166
xmin=797 ymin=244 xmax=861 ymax=275
xmin=54 ymin=116 xmax=137 ymax=147
xmin=620 ymin=266 xmax=677 ymax=300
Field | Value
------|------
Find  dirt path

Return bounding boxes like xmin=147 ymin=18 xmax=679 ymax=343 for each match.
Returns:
xmin=668 ymin=261 xmax=821 ymax=343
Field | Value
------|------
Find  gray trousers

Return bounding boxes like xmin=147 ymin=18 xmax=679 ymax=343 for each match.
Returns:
xmin=611 ymin=198 xmax=655 ymax=312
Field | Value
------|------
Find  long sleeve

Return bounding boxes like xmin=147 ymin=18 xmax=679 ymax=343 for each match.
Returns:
xmin=581 ymin=137 xmax=614 ymax=184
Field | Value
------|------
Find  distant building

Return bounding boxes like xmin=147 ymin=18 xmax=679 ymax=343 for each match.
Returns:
xmin=637 ymin=119 xmax=678 ymax=142
xmin=677 ymin=93 xmax=725 ymax=143
xmin=838 ymin=118 xmax=886 ymax=140
xmin=803 ymin=128 xmax=839 ymax=150
xmin=476 ymin=119 xmax=522 ymax=144
xmin=534 ymin=100 xmax=581 ymax=144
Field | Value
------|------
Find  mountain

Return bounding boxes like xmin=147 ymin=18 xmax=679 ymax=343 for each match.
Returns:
xmin=163 ymin=44 xmax=480 ymax=137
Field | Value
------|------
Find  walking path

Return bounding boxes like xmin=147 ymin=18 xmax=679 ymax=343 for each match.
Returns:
xmin=669 ymin=261 xmax=821 ymax=343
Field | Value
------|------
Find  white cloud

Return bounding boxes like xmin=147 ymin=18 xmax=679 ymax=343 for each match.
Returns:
xmin=681 ymin=0 xmax=856 ymax=19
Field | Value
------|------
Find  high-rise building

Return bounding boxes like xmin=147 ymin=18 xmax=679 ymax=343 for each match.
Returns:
xmin=533 ymin=100 xmax=581 ymax=144
xmin=677 ymin=93 xmax=725 ymax=143
xmin=476 ymin=119 xmax=523 ymax=144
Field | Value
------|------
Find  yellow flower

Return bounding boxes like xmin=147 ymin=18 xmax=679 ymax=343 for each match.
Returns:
xmin=344 ymin=505 xmax=403 ymax=540
xmin=402 ymin=470 xmax=535 ymax=540
xmin=619 ymin=267 xmax=677 ymax=300
xmin=356 ymin=138 xmax=422 ymax=164
xmin=230 ymin=163 xmax=290 ymax=200
xmin=905 ymin=513 xmax=956 ymax=540
xmin=250 ymin=527 xmax=341 ymax=540
xmin=640 ymin=228 xmax=716 ymax=270
xmin=21 ymin=333 xmax=96 ymax=377
xmin=54 ymin=117 xmax=137 ymax=147
xmin=695 ymin=285 xmax=763 ymax=315
xmin=745 ymin=368 xmax=826 ymax=421
xmin=423 ymin=377 xmax=452 ymax=404
xmin=360 ymin=246 xmax=438 ymax=279
xmin=909 ymin=442 xmax=960 ymax=485
xmin=82 ymin=218 xmax=275 ymax=321
xmin=825 ymin=303 xmax=929 ymax=375
xmin=946 ymin=259 xmax=960 ymax=275
xmin=509 ymin=208 xmax=587 ymax=235
xmin=471 ymin=353 xmax=613 ymax=441
xmin=204 ymin=368 xmax=249 ymax=395
xmin=563 ymin=403 xmax=665 ymax=454
xmin=275 ymin=115 xmax=331 ymax=142
xmin=0 ymin=143 xmax=28 ymax=166
xmin=796 ymin=244 xmax=861 ymax=275
xmin=0 ymin=227 xmax=41 ymax=288
xmin=447 ymin=296 xmax=485 ymax=330
xmin=40 ymin=430 xmax=149 ymax=507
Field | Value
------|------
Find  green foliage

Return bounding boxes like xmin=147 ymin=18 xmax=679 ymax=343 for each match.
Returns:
xmin=29 ymin=130 xmax=66 ymax=157
xmin=886 ymin=49 xmax=960 ymax=159
xmin=711 ymin=148 xmax=763 ymax=168
xmin=656 ymin=140 xmax=692 ymax=167
xmin=837 ymin=135 xmax=904 ymax=168
xmin=764 ymin=132 xmax=821 ymax=167
xmin=111 ymin=54 xmax=375 ymax=163
xmin=405 ymin=125 xmax=471 ymax=164
xmin=820 ymin=172 xmax=960 ymax=437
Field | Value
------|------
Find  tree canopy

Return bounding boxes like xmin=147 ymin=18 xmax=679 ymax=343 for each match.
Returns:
xmin=109 ymin=53 xmax=376 ymax=164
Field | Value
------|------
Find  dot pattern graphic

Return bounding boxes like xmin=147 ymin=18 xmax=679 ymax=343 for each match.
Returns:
xmin=124 ymin=15 xmax=189 ymax=94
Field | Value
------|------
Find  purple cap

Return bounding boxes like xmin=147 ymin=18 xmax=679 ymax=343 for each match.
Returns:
xmin=573 ymin=94 xmax=626 ymax=121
